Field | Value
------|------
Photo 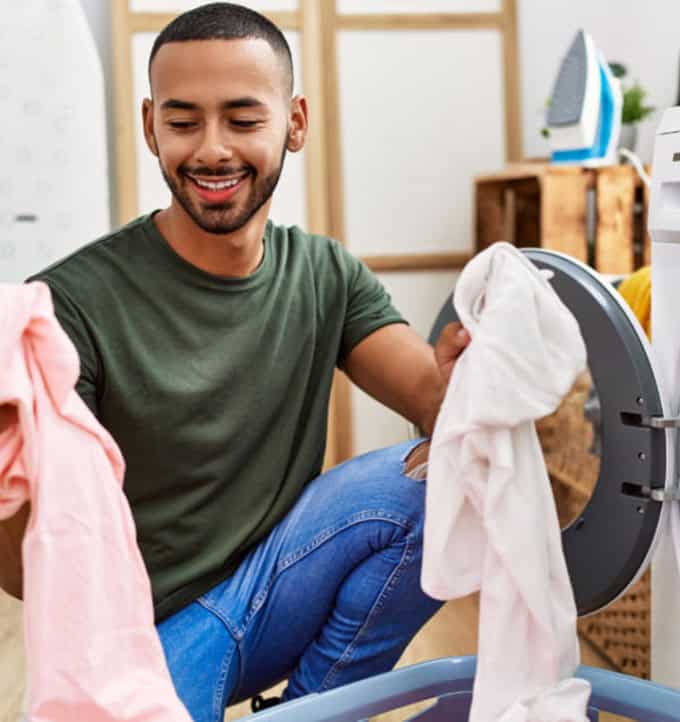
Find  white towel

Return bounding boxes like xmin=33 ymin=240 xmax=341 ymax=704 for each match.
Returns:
xmin=422 ymin=243 xmax=591 ymax=722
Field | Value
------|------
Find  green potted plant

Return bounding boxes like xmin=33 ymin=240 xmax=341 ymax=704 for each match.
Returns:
xmin=609 ymin=62 xmax=655 ymax=151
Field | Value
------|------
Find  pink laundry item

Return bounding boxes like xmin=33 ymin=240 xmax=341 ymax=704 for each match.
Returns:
xmin=0 ymin=282 xmax=191 ymax=722
xmin=422 ymin=243 xmax=591 ymax=722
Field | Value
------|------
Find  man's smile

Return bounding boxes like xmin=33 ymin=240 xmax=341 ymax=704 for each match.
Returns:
xmin=184 ymin=170 xmax=249 ymax=203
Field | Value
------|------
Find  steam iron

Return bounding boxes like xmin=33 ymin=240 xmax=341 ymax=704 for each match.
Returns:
xmin=546 ymin=30 xmax=622 ymax=166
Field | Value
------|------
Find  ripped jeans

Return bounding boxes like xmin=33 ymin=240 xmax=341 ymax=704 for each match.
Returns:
xmin=156 ymin=439 xmax=441 ymax=722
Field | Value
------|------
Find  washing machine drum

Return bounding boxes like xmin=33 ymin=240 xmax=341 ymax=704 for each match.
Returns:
xmin=428 ymin=249 xmax=670 ymax=616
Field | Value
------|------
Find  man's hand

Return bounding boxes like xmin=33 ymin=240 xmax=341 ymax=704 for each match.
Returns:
xmin=433 ymin=322 xmax=470 ymax=388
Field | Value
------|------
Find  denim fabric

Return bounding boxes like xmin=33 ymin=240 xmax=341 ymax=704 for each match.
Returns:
xmin=156 ymin=439 xmax=441 ymax=722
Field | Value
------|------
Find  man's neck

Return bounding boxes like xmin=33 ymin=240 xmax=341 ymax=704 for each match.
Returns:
xmin=154 ymin=202 xmax=268 ymax=278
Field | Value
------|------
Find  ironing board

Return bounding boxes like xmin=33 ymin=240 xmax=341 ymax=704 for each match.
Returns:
xmin=246 ymin=656 xmax=680 ymax=721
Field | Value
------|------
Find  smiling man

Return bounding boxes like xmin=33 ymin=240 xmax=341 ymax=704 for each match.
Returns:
xmin=10 ymin=4 xmax=470 ymax=721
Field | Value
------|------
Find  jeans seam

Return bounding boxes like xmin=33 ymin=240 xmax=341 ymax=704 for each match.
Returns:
xmin=241 ymin=511 xmax=412 ymax=636
xmin=197 ymin=596 xmax=243 ymax=641
xmin=228 ymin=635 xmax=251 ymax=708
xmin=212 ymin=643 xmax=237 ymax=722
xmin=318 ymin=530 xmax=416 ymax=691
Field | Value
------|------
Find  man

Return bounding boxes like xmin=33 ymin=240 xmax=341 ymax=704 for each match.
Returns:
xmin=1 ymin=4 xmax=469 ymax=721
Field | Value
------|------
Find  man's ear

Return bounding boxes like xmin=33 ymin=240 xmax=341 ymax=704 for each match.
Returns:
xmin=286 ymin=95 xmax=308 ymax=153
xmin=142 ymin=98 xmax=159 ymax=156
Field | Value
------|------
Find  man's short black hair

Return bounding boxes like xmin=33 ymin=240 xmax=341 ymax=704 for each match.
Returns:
xmin=148 ymin=2 xmax=294 ymax=94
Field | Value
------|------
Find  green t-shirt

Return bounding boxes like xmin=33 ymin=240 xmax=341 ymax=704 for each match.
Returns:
xmin=28 ymin=213 xmax=405 ymax=621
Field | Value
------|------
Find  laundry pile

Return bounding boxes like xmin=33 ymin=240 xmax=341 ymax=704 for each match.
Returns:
xmin=423 ymin=243 xmax=591 ymax=722
xmin=0 ymin=282 xmax=191 ymax=721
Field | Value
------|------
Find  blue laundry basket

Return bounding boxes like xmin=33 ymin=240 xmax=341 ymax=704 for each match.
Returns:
xmin=245 ymin=656 xmax=680 ymax=721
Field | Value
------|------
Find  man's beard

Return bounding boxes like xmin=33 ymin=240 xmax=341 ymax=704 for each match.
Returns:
xmin=160 ymin=143 xmax=287 ymax=235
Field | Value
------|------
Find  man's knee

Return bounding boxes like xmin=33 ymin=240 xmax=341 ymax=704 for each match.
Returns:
xmin=0 ymin=502 xmax=28 ymax=600
xmin=384 ymin=440 xmax=431 ymax=534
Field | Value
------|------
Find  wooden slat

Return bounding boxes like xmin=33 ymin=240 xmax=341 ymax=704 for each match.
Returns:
xmin=595 ymin=166 xmax=635 ymax=274
xmin=513 ymin=178 xmax=541 ymax=247
xmin=321 ymin=0 xmax=352 ymax=466
xmin=475 ymin=162 xmax=547 ymax=184
xmin=503 ymin=187 xmax=516 ymax=244
xmin=475 ymin=163 xmax=600 ymax=187
xmin=112 ymin=0 xmax=139 ymax=225
xmin=129 ymin=10 xmax=301 ymax=34
xmin=540 ymin=168 xmax=589 ymax=262
xmin=301 ymin=0 xmax=330 ymax=235
xmin=331 ymin=371 xmax=353 ymax=466
xmin=500 ymin=0 xmax=523 ymax=162
xmin=301 ymin=0 xmax=352 ymax=468
xmin=320 ymin=1 xmax=346 ymax=245
xmin=362 ymin=252 xmax=470 ymax=272
xmin=337 ymin=12 xmax=502 ymax=31
xmin=643 ymin=164 xmax=652 ymax=266
xmin=301 ymin=0 xmax=335 ymax=469
xmin=476 ymin=181 xmax=507 ymax=252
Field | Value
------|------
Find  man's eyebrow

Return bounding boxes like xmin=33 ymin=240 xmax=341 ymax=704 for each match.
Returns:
xmin=159 ymin=97 xmax=267 ymax=111
xmin=221 ymin=97 xmax=266 ymax=110
xmin=160 ymin=99 xmax=198 ymax=111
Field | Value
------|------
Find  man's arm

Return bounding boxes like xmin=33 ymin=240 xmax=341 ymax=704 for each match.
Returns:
xmin=343 ymin=322 xmax=469 ymax=437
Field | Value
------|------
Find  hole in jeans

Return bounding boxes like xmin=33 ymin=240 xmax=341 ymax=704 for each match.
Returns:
xmin=404 ymin=441 xmax=430 ymax=481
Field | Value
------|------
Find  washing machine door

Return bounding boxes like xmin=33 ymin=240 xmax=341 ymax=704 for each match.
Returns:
xmin=428 ymin=249 xmax=673 ymax=616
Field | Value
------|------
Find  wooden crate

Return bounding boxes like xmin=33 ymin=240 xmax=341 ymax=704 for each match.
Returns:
xmin=475 ymin=163 xmax=651 ymax=274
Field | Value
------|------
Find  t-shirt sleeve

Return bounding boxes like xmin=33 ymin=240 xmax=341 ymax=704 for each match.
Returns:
xmin=39 ymin=281 xmax=100 ymax=416
xmin=338 ymin=247 xmax=407 ymax=365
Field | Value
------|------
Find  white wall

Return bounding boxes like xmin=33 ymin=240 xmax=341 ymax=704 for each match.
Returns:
xmin=78 ymin=0 xmax=117 ymax=221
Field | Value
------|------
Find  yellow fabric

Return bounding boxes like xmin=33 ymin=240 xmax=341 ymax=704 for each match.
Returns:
xmin=617 ymin=266 xmax=651 ymax=338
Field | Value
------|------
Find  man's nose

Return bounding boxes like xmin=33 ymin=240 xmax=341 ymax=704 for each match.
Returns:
xmin=195 ymin=123 xmax=234 ymax=167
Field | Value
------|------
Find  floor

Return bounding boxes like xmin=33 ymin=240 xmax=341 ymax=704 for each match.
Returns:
xmin=0 ymin=593 xmax=24 ymax=722
xmin=0 ymin=590 xmax=615 ymax=722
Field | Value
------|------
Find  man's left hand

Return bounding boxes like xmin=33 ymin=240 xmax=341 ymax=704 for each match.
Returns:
xmin=433 ymin=322 xmax=470 ymax=388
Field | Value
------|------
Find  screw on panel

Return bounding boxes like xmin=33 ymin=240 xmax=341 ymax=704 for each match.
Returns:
xmin=636 ymin=397 xmax=644 ymax=406
xmin=638 ymin=451 xmax=646 ymax=461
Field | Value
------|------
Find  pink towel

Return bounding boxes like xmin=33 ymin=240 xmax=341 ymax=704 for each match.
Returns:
xmin=0 ymin=282 xmax=191 ymax=721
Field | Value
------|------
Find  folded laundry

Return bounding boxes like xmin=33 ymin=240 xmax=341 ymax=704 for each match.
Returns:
xmin=0 ymin=282 xmax=191 ymax=721
xmin=423 ymin=243 xmax=591 ymax=722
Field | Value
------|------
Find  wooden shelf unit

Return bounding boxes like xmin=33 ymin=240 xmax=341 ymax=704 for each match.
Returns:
xmin=475 ymin=163 xmax=651 ymax=275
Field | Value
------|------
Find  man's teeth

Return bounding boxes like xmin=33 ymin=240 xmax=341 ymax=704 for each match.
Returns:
xmin=192 ymin=177 xmax=242 ymax=190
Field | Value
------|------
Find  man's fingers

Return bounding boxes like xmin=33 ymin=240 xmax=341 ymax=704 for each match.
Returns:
xmin=434 ymin=322 xmax=470 ymax=366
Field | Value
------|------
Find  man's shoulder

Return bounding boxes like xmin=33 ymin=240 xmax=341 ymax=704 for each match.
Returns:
xmin=27 ymin=215 xmax=150 ymax=294
xmin=269 ymin=221 xmax=357 ymax=274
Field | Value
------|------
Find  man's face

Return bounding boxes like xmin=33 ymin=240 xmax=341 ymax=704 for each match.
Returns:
xmin=143 ymin=38 xmax=303 ymax=235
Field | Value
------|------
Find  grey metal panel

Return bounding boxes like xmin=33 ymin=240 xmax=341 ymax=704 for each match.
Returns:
xmin=428 ymin=250 xmax=666 ymax=615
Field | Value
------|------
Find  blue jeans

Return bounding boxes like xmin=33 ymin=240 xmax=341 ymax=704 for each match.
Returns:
xmin=157 ymin=439 xmax=440 ymax=722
